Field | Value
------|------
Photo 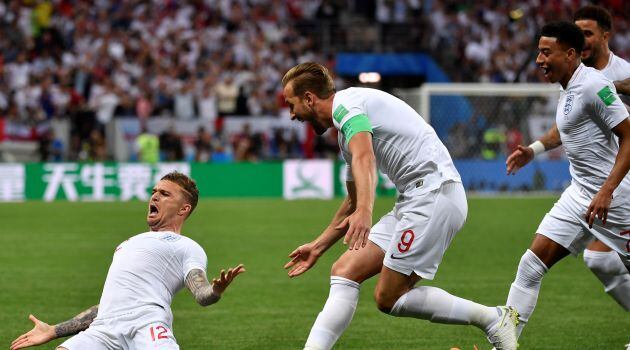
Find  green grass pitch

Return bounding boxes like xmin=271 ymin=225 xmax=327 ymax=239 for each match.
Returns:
xmin=1 ymin=197 xmax=628 ymax=349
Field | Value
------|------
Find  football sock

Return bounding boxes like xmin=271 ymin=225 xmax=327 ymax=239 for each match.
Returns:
xmin=584 ymin=249 xmax=630 ymax=311
xmin=304 ymin=276 xmax=360 ymax=350
xmin=390 ymin=285 xmax=500 ymax=333
xmin=506 ymin=249 xmax=548 ymax=338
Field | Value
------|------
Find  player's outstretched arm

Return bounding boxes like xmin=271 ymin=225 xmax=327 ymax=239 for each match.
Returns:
xmin=284 ymin=183 xmax=358 ymax=277
xmin=185 ymin=265 xmax=245 ymax=307
xmin=10 ymin=305 xmax=98 ymax=350
xmin=506 ymin=124 xmax=562 ymax=175
xmin=614 ymin=78 xmax=630 ymax=96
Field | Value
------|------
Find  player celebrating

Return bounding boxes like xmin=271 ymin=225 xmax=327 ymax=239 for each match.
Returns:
xmin=504 ymin=21 xmax=630 ymax=344
xmin=10 ymin=172 xmax=245 ymax=350
xmin=282 ymin=62 xmax=519 ymax=350
xmin=573 ymin=5 xmax=630 ymax=314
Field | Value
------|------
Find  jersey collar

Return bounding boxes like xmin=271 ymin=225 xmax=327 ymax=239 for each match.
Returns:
xmin=565 ymin=63 xmax=585 ymax=90
xmin=604 ymin=52 xmax=614 ymax=70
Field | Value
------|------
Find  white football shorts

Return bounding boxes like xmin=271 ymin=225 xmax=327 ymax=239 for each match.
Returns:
xmin=369 ymin=181 xmax=467 ymax=280
xmin=537 ymin=182 xmax=630 ymax=262
xmin=58 ymin=306 xmax=179 ymax=350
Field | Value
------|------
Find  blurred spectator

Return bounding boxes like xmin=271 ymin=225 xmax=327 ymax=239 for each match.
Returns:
xmin=232 ymin=123 xmax=258 ymax=161
xmin=194 ymin=126 xmax=213 ymax=162
xmin=0 ymin=0 xmax=627 ymax=164
xmin=89 ymin=79 xmax=119 ymax=126
xmin=313 ymin=129 xmax=338 ymax=159
xmin=447 ymin=122 xmax=469 ymax=159
xmin=136 ymin=89 xmax=153 ymax=121
xmin=211 ymin=125 xmax=233 ymax=163
xmin=38 ymin=129 xmax=63 ymax=162
xmin=481 ymin=126 xmax=506 ymax=160
xmin=159 ymin=126 xmax=184 ymax=161
xmin=135 ymin=127 xmax=159 ymax=164
xmin=216 ymin=76 xmax=239 ymax=116
xmin=175 ymin=81 xmax=195 ymax=120
xmin=506 ymin=124 xmax=524 ymax=155
xmin=89 ymin=129 xmax=107 ymax=161
xmin=197 ymin=78 xmax=218 ymax=122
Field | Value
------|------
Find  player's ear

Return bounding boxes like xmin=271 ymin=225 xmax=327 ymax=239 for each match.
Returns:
xmin=179 ymin=203 xmax=192 ymax=217
xmin=566 ymin=47 xmax=577 ymax=62
xmin=304 ymin=91 xmax=314 ymax=105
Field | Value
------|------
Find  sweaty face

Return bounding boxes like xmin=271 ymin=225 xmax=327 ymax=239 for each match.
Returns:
xmin=575 ymin=19 xmax=606 ymax=66
xmin=536 ymin=36 xmax=572 ymax=85
xmin=283 ymin=83 xmax=328 ymax=135
xmin=147 ymin=180 xmax=189 ymax=230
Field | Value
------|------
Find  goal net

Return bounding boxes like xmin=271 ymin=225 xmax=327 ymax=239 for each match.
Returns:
xmin=396 ymin=83 xmax=570 ymax=193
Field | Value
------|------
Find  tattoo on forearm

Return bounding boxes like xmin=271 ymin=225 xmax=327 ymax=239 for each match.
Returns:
xmin=185 ymin=269 xmax=220 ymax=306
xmin=54 ymin=305 xmax=99 ymax=338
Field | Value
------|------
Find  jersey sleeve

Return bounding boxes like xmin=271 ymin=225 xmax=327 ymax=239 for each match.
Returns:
xmin=590 ymin=80 xmax=630 ymax=130
xmin=182 ymin=241 xmax=208 ymax=278
xmin=332 ymin=97 xmax=373 ymax=145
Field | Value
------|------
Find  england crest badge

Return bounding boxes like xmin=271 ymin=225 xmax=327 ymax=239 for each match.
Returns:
xmin=564 ymin=94 xmax=574 ymax=116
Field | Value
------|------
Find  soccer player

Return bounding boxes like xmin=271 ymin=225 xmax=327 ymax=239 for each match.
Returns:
xmin=573 ymin=5 xmax=630 ymax=314
xmin=504 ymin=21 xmax=630 ymax=344
xmin=282 ymin=62 xmax=519 ymax=350
xmin=10 ymin=172 xmax=245 ymax=350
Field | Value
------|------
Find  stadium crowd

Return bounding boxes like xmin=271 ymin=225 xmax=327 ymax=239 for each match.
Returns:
xmin=0 ymin=0 xmax=628 ymax=162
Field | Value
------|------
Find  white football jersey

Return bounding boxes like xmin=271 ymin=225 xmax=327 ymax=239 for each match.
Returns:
xmin=333 ymin=87 xmax=460 ymax=194
xmin=601 ymin=52 xmax=630 ymax=81
xmin=556 ymin=63 xmax=630 ymax=198
xmin=97 ymin=231 xmax=207 ymax=322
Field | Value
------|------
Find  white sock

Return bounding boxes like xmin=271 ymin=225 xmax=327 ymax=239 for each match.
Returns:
xmin=584 ymin=249 xmax=630 ymax=311
xmin=390 ymin=285 xmax=500 ymax=333
xmin=304 ymin=276 xmax=360 ymax=350
xmin=506 ymin=249 xmax=548 ymax=338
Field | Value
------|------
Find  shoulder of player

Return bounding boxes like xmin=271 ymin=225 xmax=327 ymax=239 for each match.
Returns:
xmin=179 ymin=235 xmax=205 ymax=250
xmin=581 ymin=68 xmax=612 ymax=92
xmin=610 ymin=53 xmax=630 ymax=67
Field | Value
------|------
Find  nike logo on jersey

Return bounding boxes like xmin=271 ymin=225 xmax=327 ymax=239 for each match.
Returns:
xmin=390 ymin=253 xmax=406 ymax=260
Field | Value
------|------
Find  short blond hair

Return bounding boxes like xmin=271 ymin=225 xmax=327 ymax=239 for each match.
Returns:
xmin=281 ymin=62 xmax=336 ymax=99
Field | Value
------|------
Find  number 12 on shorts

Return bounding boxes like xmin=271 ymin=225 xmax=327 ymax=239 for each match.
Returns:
xmin=398 ymin=230 xmax=415 ymax=253
xmin=150 ymin=325 xmax=169 ymax=341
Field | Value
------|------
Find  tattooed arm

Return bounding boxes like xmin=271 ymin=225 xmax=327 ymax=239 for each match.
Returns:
xmin=54 ymin=305 xmax=99 ymax=337
xmin=185 ymin=269 xmax=221 ymax=306
xmin=10 ymin=305 xmax=98 ymax=350
xmin=185 ymin=265 xmax=245 ymax=307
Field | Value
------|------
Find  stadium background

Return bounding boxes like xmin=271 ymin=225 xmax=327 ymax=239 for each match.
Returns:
xmin=1 ymin=1 xmax=629 ymax=349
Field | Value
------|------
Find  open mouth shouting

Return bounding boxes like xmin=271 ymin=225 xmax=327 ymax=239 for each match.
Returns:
xmin=148 ymin=203 xmax=159 ymax=219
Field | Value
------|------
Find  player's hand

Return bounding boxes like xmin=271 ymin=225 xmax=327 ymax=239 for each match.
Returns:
xmin=211 ymin=264 xmax=245 ymax=296
xmin=506 ymin=145 xmax=534 ymax=175
xmin=10 ymin=314 xmax=56 ymax=350
xmin=284 ymin=242 xmax=320 ymax=278
xmin=586 ymin=188 xmax=613 ymax=228
xmin=337 ymin=208 xmax=372 ymax=250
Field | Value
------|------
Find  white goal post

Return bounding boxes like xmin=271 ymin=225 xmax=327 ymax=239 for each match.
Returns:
xmin=418 ymin=83 xmax=560 ymax=124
